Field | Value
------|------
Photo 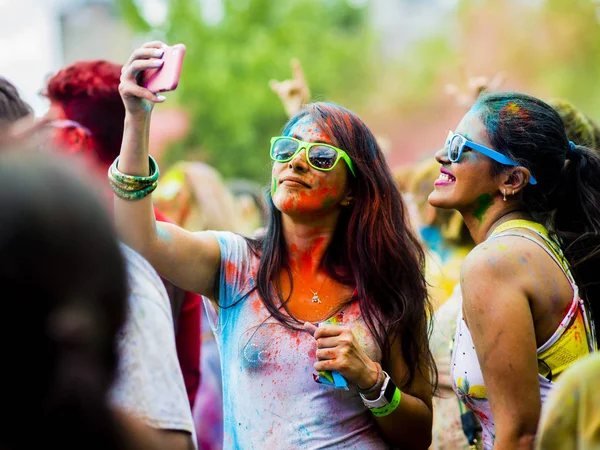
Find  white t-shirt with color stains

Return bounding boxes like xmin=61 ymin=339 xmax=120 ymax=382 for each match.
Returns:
xmin=205 ymin=231 xmax=389 ymax=450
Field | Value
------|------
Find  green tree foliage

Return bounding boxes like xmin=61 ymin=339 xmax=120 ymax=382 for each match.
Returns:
xmin=117 ymin=0 xmax=376 ymax=181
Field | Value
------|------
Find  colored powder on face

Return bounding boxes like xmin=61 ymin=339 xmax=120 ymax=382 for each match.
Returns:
xmin=272 ymin=176 xmax=277 ymax=195
xmin=473 ymin=194 xmax=494 ymax=223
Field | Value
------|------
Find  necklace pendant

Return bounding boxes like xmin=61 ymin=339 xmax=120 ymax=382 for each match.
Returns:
xmin=312 ymin=294 xmax=322 ymax=304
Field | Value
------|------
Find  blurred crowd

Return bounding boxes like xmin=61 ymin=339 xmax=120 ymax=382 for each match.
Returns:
xmin=1 ymin=40 xmax=600 ymax=450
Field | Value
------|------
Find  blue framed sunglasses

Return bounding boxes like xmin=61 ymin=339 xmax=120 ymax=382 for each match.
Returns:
xmin=445 ymin=131 xmax=537 ymax=185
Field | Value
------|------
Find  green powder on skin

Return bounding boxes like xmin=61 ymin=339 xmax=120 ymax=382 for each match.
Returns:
xmin=474 ymin=194 xmax=494 ymax=223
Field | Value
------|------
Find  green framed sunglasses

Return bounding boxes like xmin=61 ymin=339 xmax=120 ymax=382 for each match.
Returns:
xmin=270 ymin=136 xmax=356 ymax=177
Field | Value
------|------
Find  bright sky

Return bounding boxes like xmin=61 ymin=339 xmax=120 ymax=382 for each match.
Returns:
xmin=0 ymin=0 xmax=69 ymax=115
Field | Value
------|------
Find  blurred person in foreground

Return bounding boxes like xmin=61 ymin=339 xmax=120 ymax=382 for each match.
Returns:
xmin=43 ymin=60 xmax=197 ymax=449
xmin=114 ymin=41 xmax=436 ymax=449
xmin=0 ymin=152 xmax=167 ymax=450
xmin=534 ymin=352 xmax=600 ymax=450
xmin=429 ymin=92 xmax=600 ymax=449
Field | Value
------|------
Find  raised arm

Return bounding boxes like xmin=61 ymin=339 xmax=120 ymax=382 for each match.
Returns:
xmin=114 ymin=42 xmax=220 ymax=299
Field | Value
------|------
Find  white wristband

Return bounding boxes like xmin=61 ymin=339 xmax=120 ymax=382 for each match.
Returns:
xmin=360 ymin=371 xmax=391 ymax=408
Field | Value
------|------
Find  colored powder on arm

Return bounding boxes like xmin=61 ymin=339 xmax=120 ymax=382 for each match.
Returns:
xmin=156 ymin=223 xmax=173 ymax=243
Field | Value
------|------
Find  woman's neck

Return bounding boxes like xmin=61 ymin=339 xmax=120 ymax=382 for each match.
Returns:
xmin=462 ymin=198 xmax=532 ymax=245
xmin=281 ymin=216 xmax=337 ymax=274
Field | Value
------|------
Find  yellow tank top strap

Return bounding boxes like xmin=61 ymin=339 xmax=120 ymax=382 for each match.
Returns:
xmin=491 ymin=218 xmax=548 ymax=235
xmin=490 ymin=219 xmax=571 ymax=277
xmin=491 ymin=219 xmax=598 ymax=379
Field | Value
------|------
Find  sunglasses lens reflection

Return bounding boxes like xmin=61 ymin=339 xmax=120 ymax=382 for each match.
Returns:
xmin=448 ymin=136 xmax=462 ymax=161
xmin=308 ymin=146 xmax=337 ymax=169
xmin=272 ymin=139 xmax=299 ymax=161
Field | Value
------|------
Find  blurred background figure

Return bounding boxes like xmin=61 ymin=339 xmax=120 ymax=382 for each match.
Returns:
xmin=43 ymin=60 xmax=127 ymax=177
xmin=0 ymin=76 xmax=53 ymax=149
xmin=0 ymin=76 xmax=33 ymax=126
xmin=407 ymin=157 xmax=473 ymax=310
xmin=547 ymin=98 xmax=600 ymax=150
xmin=153 ymin=161 xmax=241 ymax=233
xmin=0 ymin=151 xmax=164 ymax=450
xmin=226 ymin=179 xmax=268 ymax=236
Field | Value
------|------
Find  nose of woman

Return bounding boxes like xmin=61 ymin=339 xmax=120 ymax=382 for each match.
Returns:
xmin=435 ymin=146 xmax=450 ymax=164
xmin=289 ymin=148 xmax=310 ymax=173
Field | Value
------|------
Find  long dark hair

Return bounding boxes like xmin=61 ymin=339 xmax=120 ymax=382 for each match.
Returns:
xmin=475 ymin=92 xmax=600 ymax=327
xmin=245 ymin=102 xmax=435 ymax=389
xmin=0 ymin=153 xmax=130 ymax=449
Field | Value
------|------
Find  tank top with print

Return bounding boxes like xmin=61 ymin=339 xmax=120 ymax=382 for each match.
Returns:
xmin=451 ymin=220 xmax=597 ymax=450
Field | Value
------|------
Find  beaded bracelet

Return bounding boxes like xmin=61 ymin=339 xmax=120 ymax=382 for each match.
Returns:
xmin=109 ymin=155 xmax=160 ymax=186
xmin=110 ymin=180 xmax=158 ymax=201
xmin=370 ymin=387 xmax=402 ymax=417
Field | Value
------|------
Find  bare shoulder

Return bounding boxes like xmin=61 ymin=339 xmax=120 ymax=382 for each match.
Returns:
xmin=461 ymin=234 xmax=545 ymax=282
xmin=460 ymin=235 xmax=543 ymax=324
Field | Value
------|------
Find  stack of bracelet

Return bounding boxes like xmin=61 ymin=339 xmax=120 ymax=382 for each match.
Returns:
xmin=109 ymin=155 xmax=160 ymax=201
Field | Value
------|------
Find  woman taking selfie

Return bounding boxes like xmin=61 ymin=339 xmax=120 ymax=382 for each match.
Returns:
xmin=428 ymin=92 xmax=599 ymax=450
xmin=113 ymin=41 xmax=435 ymax=449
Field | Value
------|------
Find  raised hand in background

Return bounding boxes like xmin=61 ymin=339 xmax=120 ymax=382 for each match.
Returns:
xmin=269 ymin=58 xmax=311 ymax=118
xmin=445 ymin=70 xmax=506 ymax=110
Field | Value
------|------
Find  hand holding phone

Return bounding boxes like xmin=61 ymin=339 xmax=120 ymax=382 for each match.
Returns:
xmin=142 ymin=44 xmax=186 ymax=93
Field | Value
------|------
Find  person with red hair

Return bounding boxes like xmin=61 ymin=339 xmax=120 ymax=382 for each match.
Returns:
xmin=44 ymin=60 xmax=201 ymax=450
xmin=44 ymin=60 xmax=125 ymax=168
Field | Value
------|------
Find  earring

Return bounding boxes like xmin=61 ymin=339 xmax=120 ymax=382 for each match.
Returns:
xmin=503 ymin=188 xmax=507 ymax=202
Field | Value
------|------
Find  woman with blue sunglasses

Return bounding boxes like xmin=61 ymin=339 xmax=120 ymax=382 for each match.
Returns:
xmin=429 ymin=92 xmax=600 ymax=450
xmin=112 ymin=42 xmax=436 ymax=449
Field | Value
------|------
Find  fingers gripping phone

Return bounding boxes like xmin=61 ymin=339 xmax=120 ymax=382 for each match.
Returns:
xmin=142 ymin=44 xmax=186 ymax=93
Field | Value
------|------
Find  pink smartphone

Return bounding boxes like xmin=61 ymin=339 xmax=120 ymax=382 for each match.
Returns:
xmin=142 ymin=44 xmax=186 ymax=93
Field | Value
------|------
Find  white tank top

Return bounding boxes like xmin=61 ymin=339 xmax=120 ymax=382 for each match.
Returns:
xmin=451 ymin=220 xmax=596 ymax=449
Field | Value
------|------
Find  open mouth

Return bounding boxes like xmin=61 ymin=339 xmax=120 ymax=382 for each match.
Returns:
xmin=435 ymin=168 xmax=456 ymax=185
